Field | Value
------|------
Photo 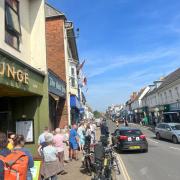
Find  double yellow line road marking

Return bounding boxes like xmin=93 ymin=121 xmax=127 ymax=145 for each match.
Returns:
xmin=116 ymin=153 xmax=131 ymax=180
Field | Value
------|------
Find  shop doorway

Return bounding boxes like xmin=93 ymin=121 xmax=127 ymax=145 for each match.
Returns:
xmin=0 ymin=111 xmax=11 ymax=133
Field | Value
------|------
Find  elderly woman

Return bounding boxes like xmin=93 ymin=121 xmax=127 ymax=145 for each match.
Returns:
xmin=77 ymin=123 xmax=85 ymax=151
xmin=62 ymin=126 xmax=70 ymax=162
xmin=40 ymin=133 xmax=61 ymax=180
xmin=53 ymin=128 xmax=67 ymax=174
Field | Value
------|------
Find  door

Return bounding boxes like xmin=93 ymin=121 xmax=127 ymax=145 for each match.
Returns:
xmin=0 ymin=112 xmax=10 ymax=133
xmin=158 ymin=124 xmax=166 ymax=138
xmin=164 ymin=124 xmax=172 ymax=140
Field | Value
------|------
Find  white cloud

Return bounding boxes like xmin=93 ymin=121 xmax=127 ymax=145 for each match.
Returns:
xmin=85 ymin=46 xmax=180 ymax=78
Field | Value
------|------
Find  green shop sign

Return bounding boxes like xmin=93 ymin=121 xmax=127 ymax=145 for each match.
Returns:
xmin=0 ymin=52 xmax=45 ymax=96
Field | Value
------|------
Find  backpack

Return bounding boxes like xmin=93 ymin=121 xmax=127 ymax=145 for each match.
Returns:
xmin=0 ymin=150 xmax=28 ymax=180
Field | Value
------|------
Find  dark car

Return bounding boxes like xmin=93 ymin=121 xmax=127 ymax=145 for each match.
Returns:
xmin=111 ymin=127 xmax=148 ymax=152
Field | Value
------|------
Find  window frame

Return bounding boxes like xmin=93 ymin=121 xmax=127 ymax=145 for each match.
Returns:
xmin=5 ymin=0 xmax=21 ymax=50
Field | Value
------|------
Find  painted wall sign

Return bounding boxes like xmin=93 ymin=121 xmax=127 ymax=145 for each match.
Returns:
xmin=48 ymin=70 xmax=66 ymax=98
xmin=0 ymin=62 xmax=29 ymax=84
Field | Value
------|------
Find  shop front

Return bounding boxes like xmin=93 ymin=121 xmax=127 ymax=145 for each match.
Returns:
xmin=0 ymin=50 xmax=49 ymax=156
xmin=48 ymin=70 xmax=66 ymax=129
xmin=70 ymin=95 xmax=80 ymax=124
xmin=163 ymin=103 xmax=180 ymax=123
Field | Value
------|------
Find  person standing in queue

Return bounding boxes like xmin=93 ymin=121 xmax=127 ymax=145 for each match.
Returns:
xmin=69 ymin=124 xmax=79 ymax=161
xmin=0 ymin=132 xmax=11 ymax=179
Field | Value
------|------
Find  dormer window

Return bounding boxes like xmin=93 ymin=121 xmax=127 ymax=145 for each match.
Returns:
xmin=5 ymin=0 xmax=21 ymax=50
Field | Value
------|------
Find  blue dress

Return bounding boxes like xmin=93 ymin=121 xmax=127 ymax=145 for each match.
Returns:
xmin=69 ymin=128 xmax=78 ymax=150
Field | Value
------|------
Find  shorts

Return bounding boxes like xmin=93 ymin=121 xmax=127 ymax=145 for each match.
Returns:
xmin=69 ymin=141 xmax=78 ymax=150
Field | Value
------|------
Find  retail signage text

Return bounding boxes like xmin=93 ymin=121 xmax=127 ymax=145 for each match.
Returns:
xmin=0 ymin=62 xmax=29 ymax=84
xmin=48 ymin=71 xmax=66 ymax=97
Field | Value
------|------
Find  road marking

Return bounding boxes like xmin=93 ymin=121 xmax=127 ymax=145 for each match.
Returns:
xmin=147 ymin=138 xmax=159 ymax=144
xmin=169 ymin=146 xmax=180 ymax=151
xmin=116 ymin=154 xmax=131 ymax=180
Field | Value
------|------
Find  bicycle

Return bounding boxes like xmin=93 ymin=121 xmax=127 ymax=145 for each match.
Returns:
xmin=82 ymin=147 xmax=94 ymax=176
xmin=92 ymin=144 xmax=120 ymax=180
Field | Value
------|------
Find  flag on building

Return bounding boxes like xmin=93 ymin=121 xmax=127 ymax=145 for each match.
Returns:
xmin=77 ymin=60 xmax=85 ymax=73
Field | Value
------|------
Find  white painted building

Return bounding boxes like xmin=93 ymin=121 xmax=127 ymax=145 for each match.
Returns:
xmin=0 ymin=0 xmax=47 ymax=71
xmin=131 ymin=87 xmax=150 ymax=111
xmin=0 ymin=0 xmax=49 ymax=155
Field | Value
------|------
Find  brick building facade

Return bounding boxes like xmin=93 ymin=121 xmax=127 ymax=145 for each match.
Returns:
xmin=45 ymin=4 xmax=69 ymax=128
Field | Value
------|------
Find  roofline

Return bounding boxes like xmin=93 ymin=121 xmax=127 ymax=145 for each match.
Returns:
xmin=45 ymin=3 xmax=67 ymax=20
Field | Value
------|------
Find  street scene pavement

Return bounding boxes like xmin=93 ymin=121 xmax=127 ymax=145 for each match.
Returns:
xmin=107 ymin=120 xmax=180 ymax=180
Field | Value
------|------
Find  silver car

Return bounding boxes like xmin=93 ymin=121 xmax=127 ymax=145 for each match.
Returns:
xmin=155 ymin=123 xmax=180 ymax=144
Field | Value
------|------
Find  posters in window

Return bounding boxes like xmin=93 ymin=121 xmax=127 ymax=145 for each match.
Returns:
xmin=16 ymin=120 xmax=34 ymax=143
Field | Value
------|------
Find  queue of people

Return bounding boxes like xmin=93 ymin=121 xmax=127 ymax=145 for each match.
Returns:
xmin=0 ymin=120 xmax=97 ymax=180
xmin=38 ymin=121 xmax=97 ymax=180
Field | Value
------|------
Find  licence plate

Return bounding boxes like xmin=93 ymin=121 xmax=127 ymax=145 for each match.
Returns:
xmin=129 ymin=146 xmax=140 ymax=149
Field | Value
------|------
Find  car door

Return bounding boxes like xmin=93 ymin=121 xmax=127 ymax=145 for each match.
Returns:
xmin=164 ymin=124 xmax=172 ymax=140
xmin=158 ymin=124 xmax=166 ymax=138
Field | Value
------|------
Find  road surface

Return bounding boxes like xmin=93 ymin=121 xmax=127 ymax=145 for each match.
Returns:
xmin=107 ymin=120 xmax=180 ymax=180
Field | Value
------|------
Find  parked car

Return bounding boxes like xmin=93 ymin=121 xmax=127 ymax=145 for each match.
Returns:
xmin=155 ymin=123 xmax=180 ymax=144
xmin=111 ymin=127 xmax=148 ymax=152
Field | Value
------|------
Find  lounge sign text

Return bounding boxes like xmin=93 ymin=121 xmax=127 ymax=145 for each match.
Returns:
xmin=0 ymin=62 xmax=29 ymax=84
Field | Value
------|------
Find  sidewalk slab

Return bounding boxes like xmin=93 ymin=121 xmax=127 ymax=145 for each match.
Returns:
xmin=58 ymin=158 xmax=91 ymax=180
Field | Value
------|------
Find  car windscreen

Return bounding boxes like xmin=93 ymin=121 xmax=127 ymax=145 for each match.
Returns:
xmin=120 ymin=130 xmax=142 ymax=136
xmin=171 ymin=125 xmax=180 ymax=130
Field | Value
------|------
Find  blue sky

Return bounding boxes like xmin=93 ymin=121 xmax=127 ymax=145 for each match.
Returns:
xmin=47 ymin=0 xmax=180 ymax=111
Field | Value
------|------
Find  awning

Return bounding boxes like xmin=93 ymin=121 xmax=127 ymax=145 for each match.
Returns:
xmin=49 ymin=92 xmax=59 ymax=101
xmin=70 ymin=95 xmax=80 ymax=109
xmin=79 ymin=108 xmax=85 ymax=114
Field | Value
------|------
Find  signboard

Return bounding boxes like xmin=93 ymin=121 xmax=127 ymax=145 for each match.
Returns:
xmin=48 ymin=70 xmax=66 ymax=98
xmin=0 ymin=62 xmax=29 ymax=84
xmin=30 ymin=160 xmax=42 ymax=180
xmin=16 ymin=120 xmax=34 ymax=143
xmin=0 ymin=52 xmax=45 ymax=96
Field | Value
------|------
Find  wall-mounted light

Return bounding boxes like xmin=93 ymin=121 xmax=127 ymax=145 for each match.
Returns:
xmin=22 ymin=114 xmax=27 ymax=119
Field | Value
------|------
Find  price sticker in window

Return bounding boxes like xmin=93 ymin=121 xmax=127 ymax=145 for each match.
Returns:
xmin=128 ymin=137 xmax=132 ymax=141
xmin=136 ymin=137 xmax=140 ymax=141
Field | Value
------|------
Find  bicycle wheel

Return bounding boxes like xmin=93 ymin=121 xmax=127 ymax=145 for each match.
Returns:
xmin=85 ymin=157 xmax=92 ymax=176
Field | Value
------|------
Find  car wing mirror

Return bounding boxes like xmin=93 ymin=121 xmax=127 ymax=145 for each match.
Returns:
xmin=167 ymin=128 xmax=171 ymax=131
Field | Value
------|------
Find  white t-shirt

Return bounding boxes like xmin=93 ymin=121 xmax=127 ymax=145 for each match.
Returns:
xmin=43 ymin=145 xmax=58 ymax=162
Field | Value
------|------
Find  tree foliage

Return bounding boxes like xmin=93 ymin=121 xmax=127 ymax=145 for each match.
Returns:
xmin=93 ymin=110 xmax=101 ymax=118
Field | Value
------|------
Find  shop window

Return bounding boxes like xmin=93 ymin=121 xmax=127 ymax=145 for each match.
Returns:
xmin=5 ymin=0 xmax=21 ymax=50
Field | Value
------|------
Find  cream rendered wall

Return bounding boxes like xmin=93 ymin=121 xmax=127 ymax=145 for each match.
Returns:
xmin=0 ymin=0 xmax=31 ymax=62
xmin=157 ymin=80 xmax=180 ymax=105
xmin=64 ymin=28 xmax=71 ymax=125
xmin=0 ymin=0 xmax=46 ymax=72
xmin=139 ymin=87 xmax=150 ymax=108
xmin=30 ymin=0 xmax=47 ymax=72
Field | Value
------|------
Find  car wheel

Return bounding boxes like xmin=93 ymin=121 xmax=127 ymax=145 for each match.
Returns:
xmin=172 ymin=135 xmax=178 ymax=144
xmin=143 ymin=148 xmax=148 ymax=153
xmin=156 ymin=132 xmax=161 ymax=140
